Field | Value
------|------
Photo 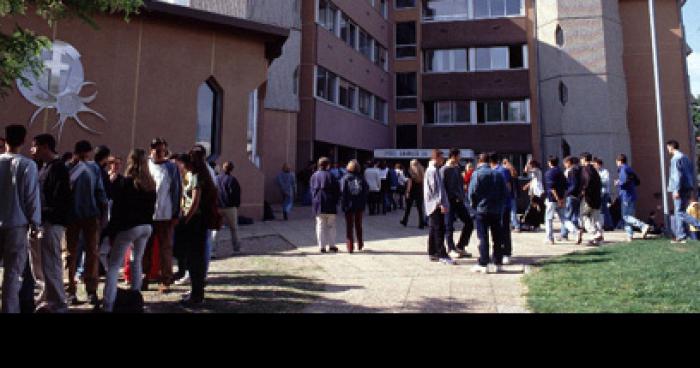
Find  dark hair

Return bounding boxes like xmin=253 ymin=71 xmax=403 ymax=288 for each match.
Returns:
xmin=547 ymin=156 xmax=559 ymax=167
xmin=223 ymin=161 xmax=234 ymax=174
xmin=74 ymin=140 xmax=92 ymax=154
xmin=478 ymin=153 xmax=490 ymax=164
xmin=564 ymin=156 xmax=576 ymax=165
xmin=617 ymin=154 xmax=628 ymax=164
xmin=666 ymin=140 xmax=680 ymax=150
xmin=449 ymin=148 xmax=460 ymax=159
xmin=173 ymin=153 xmax=190 ymax=164
xmin=33 ymin=134 xmax=57 ymax=154
xmin=5 ymin=125 xmax=27 ymax=147
xmin=431 ymin=149 xmax=443 ymax=160
xmin=150 ymin=137 xmax=168 ymax=149
xmin=579 ymin=152 xmax=593 ymax=162
xmin=594 ymin=157 xmax=604 ymax=166
xmin=188 ymin=146 xmax=218 ymax=217
xmin=94 ymin=145 xmax=111 ymax=163
xmin=488 ymin=153 xmax=500 ymax=164
xmin=318 ymin=157 xmax=331 ymax=169
xmin=61 ymin=152 xmax=73 ymax=162
xmin=529 ymin=160 xmax=541 ymax=169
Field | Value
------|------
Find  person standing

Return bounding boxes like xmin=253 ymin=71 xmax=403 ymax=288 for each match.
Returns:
xmin=578 ymin=153 xmax=604 ymax=246
xmin=311 ymin=157 xmax=340 ymax=253
xmin=216 ymin=162 xmax=242 ymax=253
xmin=544 ymin=157 xmax=569 ymax=244
xmin=490 ymin=154 xmax=514 ymax=265
xmin=401 ymin=159 xmax=427 ymax=229
xmin=469 ymin=153 xmax=506 ymax=273
xmin=378 ymin=161 xmax=390 ymax=215
xmin=178 ymin=148 xmax=219 ymax=307
xmin=364 ymin=161 xmax=381 ymax=216
xmin=276 ymin=163 xmax=296 ymax=221
xmin=666 ymin=140 xmax=700 ymax=243
xmin=30 ymin=134 xmax=71 ymax=313
xmin=172 ymin=153 xmax=191 ymax=284
xmin=340 ymin=160 xmax=369 ymax=253
xmin=0 ymin=125 xmax=41 ymax=313
xmin=593 ymin=158 xmax=614 ymax=231
xmin=562 ymin=156 xmax=582 ymax=244
xmin=503 ymin=159 xmax=520 ymax=230
xmin=522 ymin=160 xmax=545 ymax=231
xmin=143 ymin=138 xmax=182 ymax=294
xmin=614 ymin=154 xmax=651 ymax=242
xmin=65 ymin=140 xmax=108 ymax=306
xmin=424 ymin=150 xmax=454 ymax=265
xmin=394 ymin=163 xmax=407 ymax=210
xmin=440 ymin=148 xmax=472 ymax=258
xmin=102 ymin=149 xmax=156 ymax=312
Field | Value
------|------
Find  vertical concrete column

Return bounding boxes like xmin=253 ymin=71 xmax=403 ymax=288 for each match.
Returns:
xmin=536 ymin=0 xmax=632 ymax=169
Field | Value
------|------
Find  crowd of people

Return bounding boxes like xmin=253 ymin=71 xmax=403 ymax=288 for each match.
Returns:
xmin=0 ymin=125 xmax=243 ymax=313
xmin=2 ymin=120 xmax=699 ymax=313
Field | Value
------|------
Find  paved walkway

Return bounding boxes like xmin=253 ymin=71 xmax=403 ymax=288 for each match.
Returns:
xmin=229 ymin=205 xmax=629 ymax=313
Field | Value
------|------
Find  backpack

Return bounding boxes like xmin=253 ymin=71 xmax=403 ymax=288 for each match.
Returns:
xmin=629 ymin=171 xmax=641 ymax=186
xmin=113 ymin=289 xmax=144 ymax=313
xmin=263 ymin=201 xmax=275 ymax=221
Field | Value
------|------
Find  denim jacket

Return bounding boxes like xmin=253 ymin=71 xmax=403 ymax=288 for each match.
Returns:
xmin=468 ymin=164 xmax=506 ymax=216
xmin=668 ymin=151 xmax=695 ymax=193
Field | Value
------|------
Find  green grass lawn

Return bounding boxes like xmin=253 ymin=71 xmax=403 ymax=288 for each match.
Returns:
xmin=523 ymin=240 xmax=700 ymax=313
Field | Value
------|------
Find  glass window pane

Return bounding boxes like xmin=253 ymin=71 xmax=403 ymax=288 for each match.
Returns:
xmin=454 ymin=49 xmax=468 ymax=71
xmin=316 ymin=68 xmax=327 ymax=99
xmin=477 ymin=102 xmax=486 ymax=123
xmin=506 ymin=0 xmax=522 ymax=16
xmin=476 ymin=48 xmax=491 ymax=70
xmin=424 ymin=102 xmax=436 ymax=124
xmin=196 ymin=83 xmax=214 ymax=147
xmin=396 ymin=73 xmax=417 ymax=96
xmin=487 ymin=101 xmax=502 ymax=122
xmin=437 ymin=101 xmax=451 ymax=123
xmin=490 ymin=0 xmax=505 ymax=17
xmin=509 ymin=45 xmax=524 ymax=68
xmin=397 ymin=46 xmax=416 ymax=58
xmin=491 ymin=47 xmax=508 ymax=69
xmin=474 ymin=0 xmax=489 ymax=18
xmin=453 ymin=101 xmax=469 ymax=122
xmin=396 ymin=22 xmax=416 ymax=45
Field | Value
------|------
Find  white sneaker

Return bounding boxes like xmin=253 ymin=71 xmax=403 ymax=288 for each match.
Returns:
xmin=641 ymin=225 xmax=651 ymax=239
xmin=174 ymin=272 xmax=190 ymax=286
xmin=439 ymin=258 xmax=456 ymax=266
xmin=489 ymin=264 xmax=503 ymax=273
xmin=471 ymin=265 xmax=488 ymax=274
xmin=502 ymin=256 xmax=512 ymax=265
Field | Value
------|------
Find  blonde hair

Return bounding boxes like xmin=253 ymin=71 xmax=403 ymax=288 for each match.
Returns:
xmin=125 ymin=149 xmax=156 ymax=192
xmin=347 ymin=159 xmax=361 ymax=173
xmin=409 ymin=159 xmax=425 ymax=184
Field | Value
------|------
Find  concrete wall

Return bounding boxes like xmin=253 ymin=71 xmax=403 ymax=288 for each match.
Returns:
xmin=0 ymin=11 xmax=271 ymax=219
xmin=537 ymin=0 xmax=632 ymax=188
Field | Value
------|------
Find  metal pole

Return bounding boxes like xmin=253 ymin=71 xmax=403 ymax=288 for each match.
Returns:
xmin=648 ymin=0 xmax=671 ymax=235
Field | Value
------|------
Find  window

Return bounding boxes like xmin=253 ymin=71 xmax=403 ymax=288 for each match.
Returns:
xmin=247 ymin=88 xmax=260 ymax=167
xmin=396 ymin=72 xmax=417 ymax=111
xmin=196 ymin=78 xmax=222 ymax=161
xmin=395 ymin=0 xmax=416 ymax=9
xmin=340 ymin=15 xmax=357 ymax=48
xmin=380 ymin=0 xmax=388 ymax=17
xmin=374 ymin=43 xmax=388 ymax=70
xmin=425 ymin=49 xmax=468 ymax=72
xmin=359 ymin=88 xmax=373 ymax=116
xmin=338 ymin=78 xmax=357 ymax=110
xmin=556 ymin=24 xmax=565 ymax=48
xmin=423 ymin=0 xmax=469 ymax=21
xmin=476 ymin=100 xmax=529 ymax=123
xmin=318 ymin=0 xmax=338 ymax=33
xmin=474 ymin=0 xmax=523 ymax=19
xmin=473 ymin=45 xmax=526 ymax=71
xmin=359 ymin=30 xmax=374 ymax=60
xmin=424 ymin=101 xmax=470 ymax=124
xmin=396 ymin=22 xmax=417 ymax=59
xmin=315 ymin=66 xmax=337 ymax=102
xmin=374 ymin=96 xmax=387 ymax=123
xmin=559 ymin=81 xmax=568 ymax=106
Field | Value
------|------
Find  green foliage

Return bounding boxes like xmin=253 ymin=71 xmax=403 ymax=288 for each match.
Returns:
xmin=693 ymin=94 xmax=700 ymax=130
xmin=523 ymin=240 xmax=700 ymax=313
xmin=0 ymin=0 xmax=143 ymax=97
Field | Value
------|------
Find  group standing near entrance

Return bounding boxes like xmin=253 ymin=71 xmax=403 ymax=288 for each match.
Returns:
xmin=0 ymin=121 xmax=697 ymax=312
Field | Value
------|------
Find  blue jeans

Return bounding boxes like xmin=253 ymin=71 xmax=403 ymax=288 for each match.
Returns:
xmin=673 ymin=191 xmax=700 ymax=240
xmin=510 ymin=198 xmax=519 ymax=228
xmin=204 ymin=231 xmax=213 ymax=275
xmin=282 ymin=194 xmax=294 ymax=214
xmin=562 ymin=196 xmax=581 ymax=238
xmin=621 ymin=200 xmax=647 ymax=238
xmin=545 ymin=200 xmax=568 ymax=241
xmin=475 ymin=213 xmax=502 ymax=267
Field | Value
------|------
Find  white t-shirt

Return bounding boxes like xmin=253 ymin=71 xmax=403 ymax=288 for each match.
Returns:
xmin=149 ymin=160 xmax=173 ymax=221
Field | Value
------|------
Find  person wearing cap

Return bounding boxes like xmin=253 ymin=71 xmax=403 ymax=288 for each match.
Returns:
xmin=0 ymin=125 xmax=41 ymax=313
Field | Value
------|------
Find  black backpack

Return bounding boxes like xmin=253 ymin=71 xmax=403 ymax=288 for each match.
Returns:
xmin=113 ymin=289 xmax=144 ymax=314
xmin=263 ymin=201 xmax=276 ymax=221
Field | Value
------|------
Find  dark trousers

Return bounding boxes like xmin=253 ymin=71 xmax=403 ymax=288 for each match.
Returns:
xmin=179 ymin=215 xmax=207 ymax=301
xmin=345 ymin=211 xmax=364 ymax=247
xmin=368 ymin=191 xmax=381 ymax=215
xmin=403 ymin=196 xmax=426 ymax=227
xmin=498 ymin=210 xmax=513 ymax=257
xmin=475 ymin=213 xmax=503 ymax=267
xmin=19 ymin=259 xmax=35 ymax=314
xmin=445 ymin=200 xmax=474 ymax=251
xmin=427 ymin=210 xmax=448 ymax=258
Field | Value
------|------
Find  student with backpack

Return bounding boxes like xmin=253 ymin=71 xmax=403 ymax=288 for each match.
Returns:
xmin=615 ymin=154 xmax=651 ymax=242
xmin=340 ymin=160 xmax=369 ymax=253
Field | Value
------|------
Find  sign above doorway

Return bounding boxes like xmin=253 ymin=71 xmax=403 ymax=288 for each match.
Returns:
xmin=374 ymin=149 xmax=475 ymax=159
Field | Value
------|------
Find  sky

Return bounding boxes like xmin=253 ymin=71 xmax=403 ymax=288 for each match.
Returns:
xmin=684 ymin=1 xmax=700 ymax=97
